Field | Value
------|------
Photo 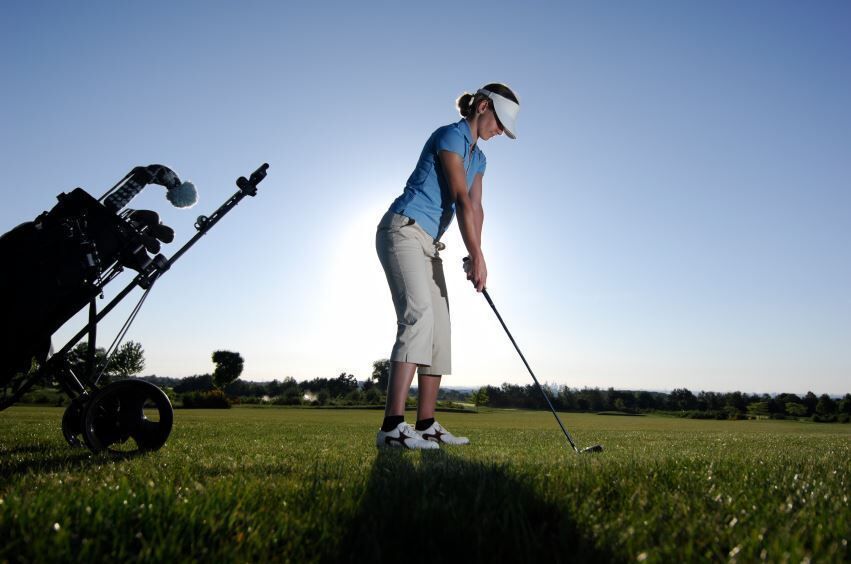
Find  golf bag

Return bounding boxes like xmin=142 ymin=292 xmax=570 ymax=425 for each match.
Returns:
xmin=0 ymin=163 xmax=268 ymax=452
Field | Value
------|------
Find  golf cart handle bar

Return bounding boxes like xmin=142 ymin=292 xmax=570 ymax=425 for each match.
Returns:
xmin=193 ymin=163 xmax=268 ymax=233
xmin=236 ymin=163 xmax=269 ymax=196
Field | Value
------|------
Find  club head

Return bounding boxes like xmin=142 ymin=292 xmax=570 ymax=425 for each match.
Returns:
xmin=580 ymin=444 xmax=604 ymax=454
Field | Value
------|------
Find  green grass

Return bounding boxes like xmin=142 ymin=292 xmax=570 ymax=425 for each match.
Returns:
xmin=1 ymin=406 xmax=848 ymax=562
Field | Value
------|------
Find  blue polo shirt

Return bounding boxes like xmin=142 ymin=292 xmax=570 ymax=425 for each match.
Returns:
xmin=388 ymin=119 xmax=486 ymax=240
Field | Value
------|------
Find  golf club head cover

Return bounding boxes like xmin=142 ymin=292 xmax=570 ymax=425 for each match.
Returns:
xmin=166 ymin=180 xmax=197 ymax=208
xmin=147 ymin=223 xmax=174 ymax=244
xmin=139 ymin=233 xmax=161 ymax=255
xmin=127 ymin=209 xmax=161 ymax=228
xmin=148 ymin=164 xmax=198 ymax=208
xmin=127 ymin=209 xmax=175 ymax=244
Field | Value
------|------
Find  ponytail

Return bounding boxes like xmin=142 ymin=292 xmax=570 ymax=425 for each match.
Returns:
xmin=456 ymin=92 xmax=476 ymax=117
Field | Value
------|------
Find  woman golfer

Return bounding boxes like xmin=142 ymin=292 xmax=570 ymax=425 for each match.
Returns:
xmin=375 ymin=83 xmax=520 ymax=449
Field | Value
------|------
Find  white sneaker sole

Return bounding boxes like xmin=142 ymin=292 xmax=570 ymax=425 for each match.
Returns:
xmin=376 ymin=434 xmax=439 ymax=450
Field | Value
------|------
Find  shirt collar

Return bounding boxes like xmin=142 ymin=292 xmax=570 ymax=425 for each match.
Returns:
xmin=457 ymin=119 xmax=473 ymax=146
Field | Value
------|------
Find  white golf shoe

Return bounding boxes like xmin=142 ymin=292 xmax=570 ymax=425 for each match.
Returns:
xmin=416 ymin=421 xmax=470 ymax=445
xmin=376 ymin=422 xmax=439 ymax=450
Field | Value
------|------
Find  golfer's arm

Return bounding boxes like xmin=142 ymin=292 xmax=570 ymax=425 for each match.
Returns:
xmin=438 ymin=151 xmax=481 ymax=258
xmin=470 ymin=173 xmax=484 ymax=243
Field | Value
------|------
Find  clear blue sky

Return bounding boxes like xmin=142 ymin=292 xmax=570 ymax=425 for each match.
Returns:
xmin=2 ymin=1 xmax=848 ymax=395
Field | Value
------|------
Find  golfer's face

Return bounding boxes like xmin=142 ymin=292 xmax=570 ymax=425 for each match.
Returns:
xmin=479 ymin=107 xmax=504 ymax=140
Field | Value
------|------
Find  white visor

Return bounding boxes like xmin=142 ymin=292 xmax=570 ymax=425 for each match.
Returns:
xmin=478 ymin=88 xmax=519 ymax=139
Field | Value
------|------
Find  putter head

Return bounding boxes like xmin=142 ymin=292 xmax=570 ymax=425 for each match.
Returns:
xmin=580 ymin=444 xmax=604 ymax=454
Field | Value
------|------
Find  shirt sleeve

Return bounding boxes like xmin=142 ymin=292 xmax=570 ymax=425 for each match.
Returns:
xmin=435 ymin=126 xmax=467 ymax=159
xmin=477 ymin=152 xmax=487 ymax=176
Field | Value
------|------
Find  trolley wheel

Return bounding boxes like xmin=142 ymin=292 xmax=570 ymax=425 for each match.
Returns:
xmin=61 ymin=396 xmax=88 ymax=447
xmin=83 ymin=380 xmax=173 ymax=453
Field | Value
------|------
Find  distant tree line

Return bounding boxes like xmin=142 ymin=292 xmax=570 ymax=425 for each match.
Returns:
xmin=148 ymin=359 xmax=463 ymax=409
xmin=132 ymin=358 xmax=851 ymax=421
xmin=166 ymin=371 xmax=385 ymax=408
xmin=19 ymin=351 xmax=849 ymax=422
xmin=476 ymin=384 xmax=851 ymax=422
xmin=152 ymin=369 xmax=849 ymax=421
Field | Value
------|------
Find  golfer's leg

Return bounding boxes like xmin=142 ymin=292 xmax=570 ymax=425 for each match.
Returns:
xmin=385 ymin=361 xmax=417 ymax=417
xmin=416 ymin=252 xmax=450 ymax=420
xmin=416 ymin=373 xmax=441 ymax=421
xmin=376 ymin=218 xmax=436 ymax=419
xmin=418 ymin=253 xmax=450 ymax=378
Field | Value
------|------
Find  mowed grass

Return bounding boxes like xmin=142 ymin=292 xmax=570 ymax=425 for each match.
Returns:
xmin=1 ymin=406 xmax=848 ymax=562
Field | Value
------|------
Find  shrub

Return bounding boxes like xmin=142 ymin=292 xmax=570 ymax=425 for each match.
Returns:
xmin=29 ymin=393 xmax=53 ymax=404
xmin=273 ymin=394 xmax=303 ymax=406
xmin=345 ymin=389 xmax=364 ymax=404
xmin=364 ymin=388 xmax=382 ymax=404
xmin=162 ymin=387 xmax=177 ymax=406
xmin=317 ymin=390 xmax=330 ymax=405
xmin=181 ymin=390 xmax=231 ymax=409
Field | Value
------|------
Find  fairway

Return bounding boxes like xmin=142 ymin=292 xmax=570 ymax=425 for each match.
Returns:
xmin=1 ymin=407 xmax=848 ymax=562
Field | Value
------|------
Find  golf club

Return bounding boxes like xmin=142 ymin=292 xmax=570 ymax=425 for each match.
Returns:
xmin=464 ymin=258 xmax=603 ymax=454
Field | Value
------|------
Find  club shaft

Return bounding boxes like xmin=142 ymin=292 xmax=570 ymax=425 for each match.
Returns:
xmin=482 ymin=289 xmax=579 ymax=452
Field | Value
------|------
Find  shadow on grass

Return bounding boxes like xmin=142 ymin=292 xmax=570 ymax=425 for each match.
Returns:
xmin=327 ymin=448 xmax=610 ymax=563
xmin=0 ymin=443 xmax=58 ymax=456
xmin=0 ymin=447 xmax=145 ymax=478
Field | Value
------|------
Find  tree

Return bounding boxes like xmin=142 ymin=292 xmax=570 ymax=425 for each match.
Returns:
xmin=637 ymin=391 xmax=657 ymax=410
xmin=775 ymin=393 xmax=800 ymax=416
xmin=332 ymin=372 xmax=358 ymax=397
xmin=211 ymin=350 xmax=244 ymax=390
xmin=839 ymin=394 xmax=851 ymax=415
xmin=65 ymin=340 xmax=146 ymax=383
xmin=816 ymin=394 xmax=837 ymax=416
xmin=803 ymin=392 xmax=818 ymax=416
xmin=581 ymin=388 xmax=607 ymax=412
xmin=364 ymin=387 xmax=382 ymax=404
xmin=747 ymin=401 xmax=771 ymax=418
xmin=66 ymin=342 xmax=105 ymax=380
xmin=669 ymin=388 xmax=697 ymax=411
xmin=317 ymin=389 xmax=330 ymax=405
xmin=699 ymin=391 xmax=726 ymax=412
xmin=372 ymin=359 xmax=391 ymax=391
xmin=724 ymin=392 xmax=748 ymax=415
xmin=559 ymin=387 xmax=579 ymax=411
xmin=785 ymin=402 xmax=807 ymax=417
xmin=344 ymin=388 xmax=364 ymax=403
xmin=610 ymin=390 xmax=636 ymax=412
xmin=174 ymin=374 xmax=214 ymax=393
xmin=110 ymin=341 xmax=145 ymax=379
xmin=471 ymin=388 xmax=489 ymax=408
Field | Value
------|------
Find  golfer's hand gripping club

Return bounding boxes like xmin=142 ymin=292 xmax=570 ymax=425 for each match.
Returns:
xmin=462 ymin=254 xmax=486 ymax=292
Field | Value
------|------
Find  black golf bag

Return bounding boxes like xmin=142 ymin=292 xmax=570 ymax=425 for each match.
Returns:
xmin=0 ymin=163 xmax=268 ymax=452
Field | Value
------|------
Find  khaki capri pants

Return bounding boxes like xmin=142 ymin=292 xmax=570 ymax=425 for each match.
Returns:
xmin=375 ymin=211 xmax=451 ymax=375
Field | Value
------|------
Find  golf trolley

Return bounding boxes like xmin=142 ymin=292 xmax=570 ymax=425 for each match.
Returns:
xmin=0 ymin=163 xmax=268 ymax=453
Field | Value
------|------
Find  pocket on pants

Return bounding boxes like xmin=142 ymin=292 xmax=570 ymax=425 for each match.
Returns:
xmin=377 ymin=211 xmax=415 ymax=233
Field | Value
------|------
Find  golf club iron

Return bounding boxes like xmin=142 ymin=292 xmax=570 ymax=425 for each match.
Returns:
xmin=466 ymin=259 xmax=602 ymax=453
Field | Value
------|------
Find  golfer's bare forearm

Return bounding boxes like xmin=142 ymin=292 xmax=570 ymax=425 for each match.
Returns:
xmin=473 ymin=203 xmax=484 ymax=246
xmin=456 ymin=198 xmax=482 ymax=259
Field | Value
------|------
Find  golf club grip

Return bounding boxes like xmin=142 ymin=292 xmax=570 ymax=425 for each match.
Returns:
xmin=482 ymin=290 xmax=579 ymax=452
